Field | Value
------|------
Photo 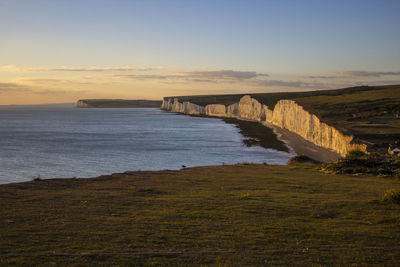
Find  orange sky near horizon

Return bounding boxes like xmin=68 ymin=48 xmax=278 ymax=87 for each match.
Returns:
xmin=1 ymin=1 xmax=399 ymax=105
xmin=2 ymin=65 xmax=400 ymax=105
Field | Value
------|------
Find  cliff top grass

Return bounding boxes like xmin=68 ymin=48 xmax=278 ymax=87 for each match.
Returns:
xmin=169 ymin=84 xmax=400 ymax=153
xmin=168 ymin=85 xmax=396 ymax=108
xmin=1 ymin=164 xmax=400 ymax=265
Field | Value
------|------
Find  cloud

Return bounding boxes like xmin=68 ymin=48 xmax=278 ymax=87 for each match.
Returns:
xmin=22 ymin=78 xmax=92 ymax=85
xmin=0 ymin=65 xmax=25 ymax=72
xmin=338 ymin=71 xmax=400 ymax=78
xmin=31 ymin=89 xmax=88 ymax=96
xmin=36 ymin=66 xmax=153 ymax=72
xmin=0 ymin=81 xmax=88 ymax=96
xmin=1 ymin=65 xmax=152 ymax=72
xmin=361 ymin=80 xmax=400 ymax=86
xmin=3 ymin=65 xmax=268 ymax=86
xmin=307 ymin=71 xmax=400 ymax=79
xmin=24 ymin=78 xmax=69 ymax=83
xmin=253 ymin=79 xmax=332 ymax=89
xmin=115 ymin=69 xmax=268 ymax=83
xmin=0 ymin=82 xmax=31 ymax=93
xmin=183 ymin=70 xmax=268 ymax=80
xmin=114 ymin=74 xmax=175 ymax=80
xmin=306 ymin=75 xmax=338 ymax=79
xmin=256 ymin=78 xmax=400 ymax=91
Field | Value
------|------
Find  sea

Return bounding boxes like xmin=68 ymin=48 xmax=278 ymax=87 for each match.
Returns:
xmin=0 ymin=105 xmax=292 ymax=184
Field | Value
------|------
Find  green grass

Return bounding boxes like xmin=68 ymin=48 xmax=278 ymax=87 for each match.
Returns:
xmin=1 ymin=164 xmax=400 ymax=266
xmin=222 ymin=118 xmax=289 ymax=152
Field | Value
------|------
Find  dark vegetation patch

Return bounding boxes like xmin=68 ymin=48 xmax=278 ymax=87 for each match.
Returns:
xmin=382 ymin=189 xmax=400 ymax=204
xmin=222 ymin=118 xmax=289 ymax=152
xmin=1 ymin=165 xmax=400 ymax=265
xmin=321 ymin=150 xmax=400 ymax=177
xmin=135 ymin=188 xmax=167 ymax=196
xmin=289 ymin=155 xmax=322 ymax=165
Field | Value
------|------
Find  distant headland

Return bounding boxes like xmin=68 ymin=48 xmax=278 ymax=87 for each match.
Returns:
xmin=76 ymin=99 xmax=162 ymax=108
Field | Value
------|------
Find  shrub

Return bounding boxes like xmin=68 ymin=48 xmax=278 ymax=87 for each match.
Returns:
xmin=382 ymin=189 xmax=400 ymax=204
xmin=346 ymin=150 xmax=367 ymax=159
xmin=321 ymin=153 xmax=400 ymax=177
xmin=33 ymin=174 xmax=42 ymax=181
xmin=289 ymin=155 xmax=321 ymax=165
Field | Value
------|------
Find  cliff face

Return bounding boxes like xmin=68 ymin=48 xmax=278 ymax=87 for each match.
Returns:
xmin=237 ymin=95 xmax=265 ymax=121
xmin=205 ymin=104 xmax=226 ymax=116
xmin=162 ymin=98 xmax=205 ymax=115
xmin=76 ymin=100 xmax=89 ymax=108
xmin=266 ymin=100 xmax=366 ymax=156
xmin=160 ymin=96 xmax=366 ymax=156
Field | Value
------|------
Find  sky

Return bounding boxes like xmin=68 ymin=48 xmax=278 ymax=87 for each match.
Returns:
xmin=0 ymin=0 xmax=399 ymax=105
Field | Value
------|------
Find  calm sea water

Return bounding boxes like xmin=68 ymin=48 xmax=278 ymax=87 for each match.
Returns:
xmin=0 ymin=106 xmax=292 ymax=184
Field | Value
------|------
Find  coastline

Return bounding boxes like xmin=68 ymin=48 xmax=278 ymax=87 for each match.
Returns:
xmin=221 ymin=116 xmax=340 ymax=163
xmin=161 ymin=93 xmax=372 ymax=157
xmin=263 ymin=122 xmax=341 ymax=163
xmin=171 ymin=110 xmax=340 ymax=163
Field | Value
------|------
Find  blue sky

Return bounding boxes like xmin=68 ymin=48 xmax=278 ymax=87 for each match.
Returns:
xmin=0 ymin=0 xmax=399 ymax=104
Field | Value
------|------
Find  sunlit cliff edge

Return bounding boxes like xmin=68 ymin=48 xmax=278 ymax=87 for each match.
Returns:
xmin=161 ymin=95 xmax=367 ymax=156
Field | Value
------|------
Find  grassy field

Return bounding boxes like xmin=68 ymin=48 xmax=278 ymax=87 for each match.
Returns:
xmin=1 ymin=164 xmax=400 ymax=266
xmin=172 ymin=85 xmax=400 ymax=153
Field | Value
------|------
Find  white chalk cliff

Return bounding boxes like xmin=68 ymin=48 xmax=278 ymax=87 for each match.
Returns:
xmin=161 ymin=96 xmax=367 ymax=156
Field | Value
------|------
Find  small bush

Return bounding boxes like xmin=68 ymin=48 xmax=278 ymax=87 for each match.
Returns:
xmin=346 ymin=150 xmax=367 ymax=159
xmin=33 ymin=174 xmax=42 ymax=181
xmin=382 ymin=189 xmax=400 ymax=204
xmin=289 ymin=155 xmax=321 ymax=165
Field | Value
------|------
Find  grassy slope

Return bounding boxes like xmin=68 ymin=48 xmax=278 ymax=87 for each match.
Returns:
xmin=172 ymin=85 xmax=400 ymax=153
xmin=1 ymin=164 xmax=400 ymax=266
xmin=293 ymin=86 xmax=400 ymax=151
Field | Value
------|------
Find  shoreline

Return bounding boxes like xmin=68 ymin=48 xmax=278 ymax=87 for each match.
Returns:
xmin=263 ymin=122 xmax=341 ymax=163
xmin=172 ymin=110 xmax=340 ymax=163
xmin=222 ymin=116 xmax=340 ymax=163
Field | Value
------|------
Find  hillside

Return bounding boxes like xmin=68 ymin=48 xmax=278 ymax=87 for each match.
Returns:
xmin=293 ymin=85 xmax=400 ymax=152
xmin=1 ymin=164 xmax=400 ymax=265
xmin=76 ymin=99 xmax=162 ymax=108
xmin=168 ymin=85 xmax=400 ymax=153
